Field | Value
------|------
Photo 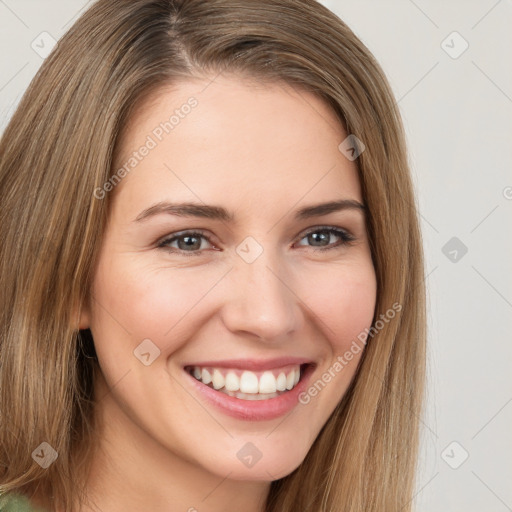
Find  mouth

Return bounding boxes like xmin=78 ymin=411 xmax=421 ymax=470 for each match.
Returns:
xmin=184 ymin=363 xmax=309 ymax=400
xmin=182 ymin=360 xmax=316 ymax=421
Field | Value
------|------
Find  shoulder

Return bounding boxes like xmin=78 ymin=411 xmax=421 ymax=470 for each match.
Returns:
xmin=0 ymin=493 xmax=48 ymax=512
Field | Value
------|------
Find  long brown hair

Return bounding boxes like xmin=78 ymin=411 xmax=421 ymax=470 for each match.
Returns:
xmin=0 ymin=1 xmax=426 ymax=510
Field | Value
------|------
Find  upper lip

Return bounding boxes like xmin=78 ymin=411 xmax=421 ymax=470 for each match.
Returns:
xmin=183 ymin=356 xmax=314 ymax=372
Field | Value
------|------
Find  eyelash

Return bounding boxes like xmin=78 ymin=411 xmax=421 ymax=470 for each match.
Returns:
xmin=157 ymin=226 xmax=357 ymax=257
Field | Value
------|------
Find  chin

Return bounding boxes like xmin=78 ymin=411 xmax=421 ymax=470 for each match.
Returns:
xmin=197 ymin=439 xmax=310 ymax=482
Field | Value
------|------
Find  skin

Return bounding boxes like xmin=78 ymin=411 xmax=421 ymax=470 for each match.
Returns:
xmin=77 ymin=74 xmax=377 ymax=512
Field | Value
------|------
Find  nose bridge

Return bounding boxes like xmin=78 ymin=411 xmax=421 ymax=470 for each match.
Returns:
xmin=221 ymin=240 xmax=299 ymax=340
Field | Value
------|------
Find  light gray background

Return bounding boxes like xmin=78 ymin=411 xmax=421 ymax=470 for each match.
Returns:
xmin=1 ymin=1 xmax=511 ymax=510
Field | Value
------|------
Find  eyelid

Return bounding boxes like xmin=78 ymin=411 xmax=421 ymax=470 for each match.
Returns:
xmin=297 ymin=224 xmax=355 ymax=240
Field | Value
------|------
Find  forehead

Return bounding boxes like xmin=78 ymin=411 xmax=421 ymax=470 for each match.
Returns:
xmin=111 ymin=75 xmax=362 ymax=219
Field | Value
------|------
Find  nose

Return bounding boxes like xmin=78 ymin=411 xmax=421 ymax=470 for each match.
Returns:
xmin=219 ymin=249 xmax=301 ymax=342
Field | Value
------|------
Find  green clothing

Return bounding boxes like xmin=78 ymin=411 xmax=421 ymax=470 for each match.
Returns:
xmin=0 ymin=494 xmax=47 ymax=512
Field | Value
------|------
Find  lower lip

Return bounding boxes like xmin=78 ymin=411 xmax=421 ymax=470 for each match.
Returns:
xmin=183 ymin=364 xmax=315 ymax=421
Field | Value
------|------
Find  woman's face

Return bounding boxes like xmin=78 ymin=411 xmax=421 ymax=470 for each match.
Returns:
xmin=81 ymin=74 xmax=377 ymax=482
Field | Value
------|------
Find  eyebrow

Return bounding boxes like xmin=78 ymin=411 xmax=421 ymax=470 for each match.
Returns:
xmin=134 ymin=199 xmax=365 ymax=223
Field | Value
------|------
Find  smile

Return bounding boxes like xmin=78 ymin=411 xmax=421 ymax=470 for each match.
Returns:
xmin=182 ymin=360 xmax=316 ymax=421
xmin=186 ymin=364 xmax=302 ymax=400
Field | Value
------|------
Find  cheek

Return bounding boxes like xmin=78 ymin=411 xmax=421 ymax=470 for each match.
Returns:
xmin=90 ymin=255 xmax=221 ymax=358
xmin=289 ymin=262 xmax=376 ymax=432
xmin=301 ymin=261 xmax=377 ymax=353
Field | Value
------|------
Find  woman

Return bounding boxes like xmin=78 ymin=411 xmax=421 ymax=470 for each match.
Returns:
xmin=0 ymin=0 xmax=426 ymax=510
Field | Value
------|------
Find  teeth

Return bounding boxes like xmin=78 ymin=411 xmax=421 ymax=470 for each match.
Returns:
xmin=259 ymin=371 xmax=277 ymax=394
xmin=276 ymin=372 xmax=287 ymax=391
xmin=286 ymin=370 xmax=295 ymax=390
xmin=224 ymin=390 xmax=279 ymax=400
xmin=201 ymin=368 xmax=212 ymax=385
xmin=240 ymin=371 xmax=259 ymax=393
xmin=224 ymin=372 xmax=239 ymax=391
xmin=189 ymin=364 xmax=303 ymax=396
xmin=212 ymin=369 xmax=225 ymax=390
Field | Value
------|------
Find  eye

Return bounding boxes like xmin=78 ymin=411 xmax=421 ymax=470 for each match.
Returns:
xmin=157 ymin=226 xmax=357 ymax=257
xmin=158 ymin=230 xmax=215 ymax=256
xmin=295 ymin=226 xmax=356 ymax=251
